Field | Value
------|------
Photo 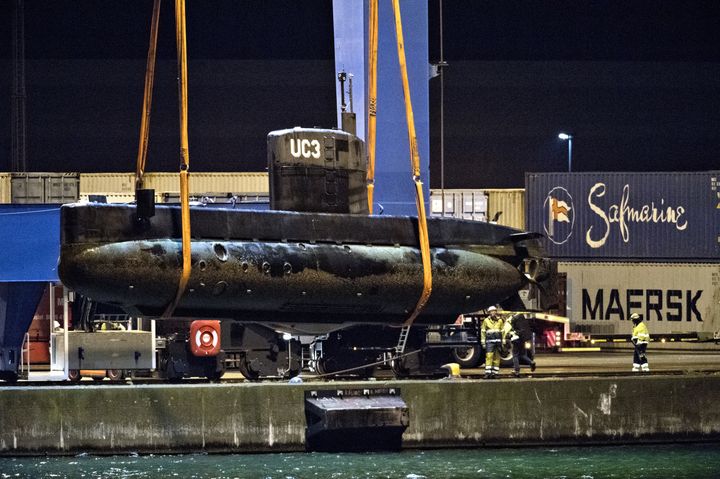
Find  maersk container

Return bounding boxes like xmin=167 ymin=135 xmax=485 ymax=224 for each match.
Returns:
xmin=525 ymin=171 xmax=720 ymax=260
xmin=560 ymin=262 xmax=719 ymax=338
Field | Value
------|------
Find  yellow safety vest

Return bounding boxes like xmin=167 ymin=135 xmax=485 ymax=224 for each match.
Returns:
xmin=632 ymin=322 xmax=650 ymax=344
xmin=481 ymin=316 xmax=504 ymax=343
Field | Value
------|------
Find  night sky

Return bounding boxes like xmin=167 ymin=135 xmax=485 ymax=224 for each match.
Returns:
xmin=0 ymin=1 xmax=337 ymax=176
xmin=2 ymin=1 xmax=719 ymax=188
xmin=427 ymin=0 xmax=720 ymax=187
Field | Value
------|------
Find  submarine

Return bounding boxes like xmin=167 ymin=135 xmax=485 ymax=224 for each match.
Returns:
xmin=58 ymin=127 xmax=548 ymax=335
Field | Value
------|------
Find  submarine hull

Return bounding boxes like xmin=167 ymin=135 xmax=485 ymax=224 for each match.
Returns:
xmin=59 ymin=203 xmax=539 ymax=330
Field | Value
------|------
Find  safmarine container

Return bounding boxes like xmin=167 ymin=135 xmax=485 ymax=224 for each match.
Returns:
xmin=526 ymin=171 xmax=720 ymax=260
xmin=559 ymin=262 xmax=719 ymax=338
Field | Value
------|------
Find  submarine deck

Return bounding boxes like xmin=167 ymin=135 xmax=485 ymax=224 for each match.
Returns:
xmin=60 ymin=203 xmax=532 ymax=248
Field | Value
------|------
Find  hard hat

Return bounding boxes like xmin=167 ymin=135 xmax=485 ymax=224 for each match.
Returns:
xmin=630 ymin=313 xmax=641 ymax=321
xmin=487 ymin=305 xmax=497 ymax=312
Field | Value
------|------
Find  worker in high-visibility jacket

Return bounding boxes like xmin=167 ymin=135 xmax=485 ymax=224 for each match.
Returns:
xmin=630 ymin=313 xmax=650 ymax=372
xmin=481 ymin=305 xmax=504 ymax=379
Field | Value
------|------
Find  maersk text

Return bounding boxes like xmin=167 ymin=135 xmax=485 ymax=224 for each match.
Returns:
xmin=582 ymin=288 xmax=703 ymax=322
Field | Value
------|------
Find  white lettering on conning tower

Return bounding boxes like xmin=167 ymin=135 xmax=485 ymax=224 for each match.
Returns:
xmin=290 ymin=138 xmax=321 ymax=159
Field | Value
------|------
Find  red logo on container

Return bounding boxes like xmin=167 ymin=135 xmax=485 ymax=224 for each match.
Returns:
xmin=543 ymin=187 xmax=575 ymax=245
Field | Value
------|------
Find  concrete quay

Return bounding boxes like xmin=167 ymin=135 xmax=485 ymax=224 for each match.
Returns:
xmin=1 ymin=374 xmax=719 ymax=455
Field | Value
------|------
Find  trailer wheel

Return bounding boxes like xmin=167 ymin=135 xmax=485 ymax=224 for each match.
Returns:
xmin=205 ymin=369 xmax=224 ymax=381
xmin=451 ymin=345 xmax=482 ymax=368
xmin=313 ymin=358 xmax=327 ymax=376
xmin=106 ymin=369 xmax=125 ymax=382
xmin=159 ymin=355 xmax=183 ymax=381
xmin=68 ymin=369 xmax=82 ymax=382
xmin=390 ymin=357 xmax=410 ymax=379
xmin=237 ymin=356 xmax=260 ymax=381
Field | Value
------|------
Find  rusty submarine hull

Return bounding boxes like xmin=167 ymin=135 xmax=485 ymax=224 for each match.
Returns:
xmin=58 ymin=203 xmax=542 ymax=333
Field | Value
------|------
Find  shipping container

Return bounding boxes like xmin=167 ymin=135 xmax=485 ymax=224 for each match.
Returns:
xmin=78 ymin=193 xmax=161 ymax=204
xmin=79 ymin=172 xmax=269 ymax=201
xmin=11 ymin=173 xmax=79 ymax=204
xmin=145 ymin=172 xmax=269 ymax=195
xmin=486 ymin=189 xmax=525 ymax=230
xmin=526 ymin=171 xmax=720 ymax=260
xmin=560 ymin=262 xmax=719 ymax=337
xmin=429 ymin=189 xmax=488 ymax=222
xmin=79 ymin=173 xmax=135 ymax=197
xmin=0 ymin=173 xmax=10 ymax=203
xmin=430 ymin=188 xmax=525 ymax=230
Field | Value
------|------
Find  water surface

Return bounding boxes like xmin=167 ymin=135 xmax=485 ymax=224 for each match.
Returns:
xmin=1 ymin=443 xmax=718 ymax=478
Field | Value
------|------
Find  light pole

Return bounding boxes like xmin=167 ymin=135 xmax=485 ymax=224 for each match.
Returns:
xmin=558 ymin=133 xmax=573 ymax=172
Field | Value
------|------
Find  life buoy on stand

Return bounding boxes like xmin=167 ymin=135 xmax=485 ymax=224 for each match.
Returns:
xmin=189 ymin=320 xmax=221 ymax=357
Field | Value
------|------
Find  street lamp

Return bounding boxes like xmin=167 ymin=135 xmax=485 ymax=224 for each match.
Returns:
xmin=558 ymin=133 xmax=573 ymax=172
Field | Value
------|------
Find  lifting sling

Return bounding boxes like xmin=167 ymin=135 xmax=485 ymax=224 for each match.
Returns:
xmin=390 ymin=0 xmax=433 ymax=334
xmin=368 ymin=1 xmax=433 ymax=352
xmin=133 ymin=0 xmax=191 ymax=318
xmin=162 ymin=0 xmax=192 ymax=318
xmin=366 ymin=0 xmax=378 ymax=214
xmin=134 ymin=0 xmax=161 ymax=191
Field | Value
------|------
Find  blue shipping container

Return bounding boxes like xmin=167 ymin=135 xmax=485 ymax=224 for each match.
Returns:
xmin=525 ymin=171 xmax=720 ymax=260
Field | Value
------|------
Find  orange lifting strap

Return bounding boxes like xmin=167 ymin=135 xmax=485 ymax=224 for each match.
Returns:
xmin=391 ymin=0 xmax=433 ymax=326
xmin=163 ymin=0 xmax=192 ymax=318
xmin=366 ymin=0 xmax=379 ymax=214
xmin=134 ymin=0 xmax=161 ymax=191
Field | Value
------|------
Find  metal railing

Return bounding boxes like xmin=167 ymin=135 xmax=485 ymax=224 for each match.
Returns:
xmin=19 ymin=331 xmax=30 ymax=378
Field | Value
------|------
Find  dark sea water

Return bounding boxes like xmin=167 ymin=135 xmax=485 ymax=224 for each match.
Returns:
xmin=1 ymin=444 xmax=719 ymax=479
